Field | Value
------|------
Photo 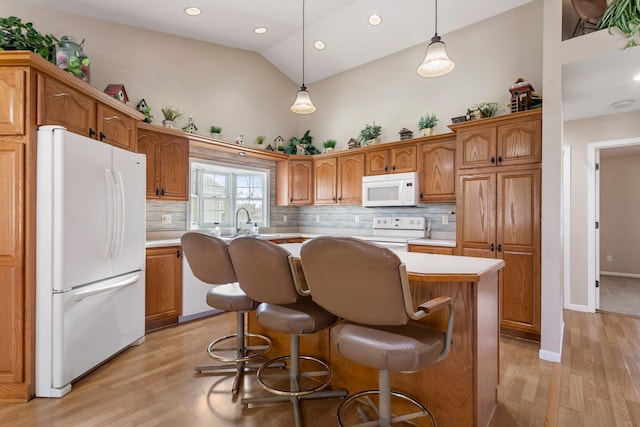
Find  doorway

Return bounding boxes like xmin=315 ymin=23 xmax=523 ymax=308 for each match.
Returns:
xmin=588 ymin=137 xmax=640 ymax=315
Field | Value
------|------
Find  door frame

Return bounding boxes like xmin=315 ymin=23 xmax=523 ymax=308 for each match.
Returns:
xmin=587 ymin=137 xmax=640 ymax=312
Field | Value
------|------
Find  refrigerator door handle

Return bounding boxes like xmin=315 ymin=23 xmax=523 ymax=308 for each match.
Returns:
xmin=104 ymin=169 xmax=117 ymax=258
xmin=113 ymin=170 xmax=126 ymax=258
xmin=74 ymin=274 xmax=141 ymax=301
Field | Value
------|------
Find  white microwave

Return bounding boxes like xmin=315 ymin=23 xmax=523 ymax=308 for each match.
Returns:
xmin=362 ymin=171 xmax=420 ymax=207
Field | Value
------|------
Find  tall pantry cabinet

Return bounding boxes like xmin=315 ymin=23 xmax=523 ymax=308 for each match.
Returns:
xmin=0 ymin=52 xmax=144 ymax=401
xmin=452 ymin=110 xmax=542 ymax=340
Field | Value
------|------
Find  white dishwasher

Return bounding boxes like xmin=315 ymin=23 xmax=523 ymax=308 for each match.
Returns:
xmin=180 ymin=256 xmax=222 ymax=322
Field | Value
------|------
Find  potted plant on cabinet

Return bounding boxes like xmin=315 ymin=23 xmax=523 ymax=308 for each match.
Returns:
xmin=478 ymin=102 xmax=501 ymax=118
xmin=418 ymin=113 xmax=438 ymax=136
xmin=255 ymin=135 xmax=266 ymax=145
xmin=0 ymin=16 xmax=58 ymax=63
xmin=209 ymin=125 xmax=222 ymax=138
xmin=598 ymin=0 xmax=640 ymax=48
xmin=161 ymin=107 xmax=182 ymax=128
xmin=358 ymin=123 xmax=382 ymax=145
xmin=322 ymin=139 xmax=337 ymax=152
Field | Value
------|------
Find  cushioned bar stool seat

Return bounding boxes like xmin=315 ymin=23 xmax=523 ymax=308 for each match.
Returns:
xmin=181 ymin=232 xmax=272 ymax=397
xmin=301 ymin=236 xmax=454 ymax=427
xmin=228 ymin=237 xmax=347 ymax=427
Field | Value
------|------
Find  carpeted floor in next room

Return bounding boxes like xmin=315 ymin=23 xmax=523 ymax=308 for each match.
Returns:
xmin=599 ymin=275 xmax=640 ymax=316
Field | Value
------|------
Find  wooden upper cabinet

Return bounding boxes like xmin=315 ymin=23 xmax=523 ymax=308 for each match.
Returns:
xmin=0 ymin=68 xmax=25 ymax=135
xmin=97 ymin=104 xmax=136 ymax=151
xmin=37 ymin=74 xmax=96 ymax=138
xmin=314 ymin=156 xmax=337 ymax=205
xmin=137 ymin=127 xmax=189 ymax=201
xmin=456 ymin=110 xmax=541 ymax=170
xmin=37 ymin=74 xmax=139 ymax=149
xmin=365 ymin=145 xmax=416 ymax=175
xmin=418 ymin=138 xmax=456 ymax=202
xmin=338 ymin=153 xmax=364 ymax=205
xmin=289 ymin=159 xmax=314 ymax=206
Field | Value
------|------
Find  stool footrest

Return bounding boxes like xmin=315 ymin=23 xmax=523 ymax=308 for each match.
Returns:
xmin=257 ymin=355 xmax=333 ymax=397
xmin=207 ymin=332 xmax=271 ymax=363
xmin=337 ymin=390 xmax=435 ymax=427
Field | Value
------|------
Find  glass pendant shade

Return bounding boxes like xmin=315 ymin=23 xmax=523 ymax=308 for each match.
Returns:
xmin=417 ymin=35 xmax=455 ymax=77
xmin=290 ymin=85 xmax=316 ymax=114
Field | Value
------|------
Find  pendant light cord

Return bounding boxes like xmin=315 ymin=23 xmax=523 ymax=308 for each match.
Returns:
xmin=301 ymin=0 xmax=306 ymax=88
xmin=434 ymin=0 xmax=438 ymax=36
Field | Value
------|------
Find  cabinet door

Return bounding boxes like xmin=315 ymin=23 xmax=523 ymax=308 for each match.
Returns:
xmin=0 ymin=68 xmax=25 ymax=135
xmin=37 ymin=74 xmax=97 ymax=138
xmin=338 ymin=153 xmax=364 ymax=205
xmin=97 ymin=103 xmax=136 ymax=151
xmin=289 ymin=159 xmax=313 ymax=206
xmin=457 ymin=126 xmax=496 ymax=170
xmin=390 ymin=146 xmax=416 ymax=173
xmin=136 ymin=129 xmax=161 ymax=198
xmin=365 ymin=149 xmax=390 ymax=175
xmin=159 ymin=135 xmax=189 ymax=201
xmin=0 ymin=142 xmax=24 ymax=386
xmin=497 ymin=169 xmax=540 ymax=336
xmin=419 ymin=140 xmax=456 ymax=202
xmin=408 ymin=245 xmax=455 ymax=255
xmin=497 ymin=118 xmax=541 ymax=166
xmin=314 ymin=157 xmax=337 ymax=205
xmin=457 ymin=173 xmax=496 ymax=259
xmin=145 ymin=247 xmax=182 ymax=331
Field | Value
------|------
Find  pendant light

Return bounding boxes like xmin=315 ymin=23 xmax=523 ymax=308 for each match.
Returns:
xmin=291 ymin=0 xmax=316 ymax=114
xmin=417 ymin=0 xmax=455 ymax=77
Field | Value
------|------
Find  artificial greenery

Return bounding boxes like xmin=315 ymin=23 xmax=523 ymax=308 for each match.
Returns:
xmin=140 ymin=106 xmax=153 ymax=123
xmin=598 ymin=0 xmax=640 ymax=48
xmin=478 ymin=102 xmax=501 ymax=117
xmin=322 ymin=139 xmax=337 ymax=149
xmin=209 ymin=125 xmax=222 ymax=134
xmin=161 ymin=107 xmax=182 ymax=121
xmin=285 ymin=130 xmax=321 ymax=155
xmin=255 ymin=135 xmax=266 ymax=144
xmin=0 ymin=16 xmax=58 ymax=63
xmin=358 ymin=123 xmax=382 ymax=143
xmin=418 ymin=113 xmax=438 ymax=130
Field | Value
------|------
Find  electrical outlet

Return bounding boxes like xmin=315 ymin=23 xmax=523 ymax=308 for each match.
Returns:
xmin=355 ymin=215 xmax=360 ymax=223
xmin=161 ymin=214 xmax=172 ymax=224
xmin=606 ymin=255 xmax=613 ymax=262
xmin=315 ymin=215 xmax=320 ymax=222
xmin=442 ymin=215 xmax=448 ymax=225
xmin=283 ymin=214 xmax=288 ymax=223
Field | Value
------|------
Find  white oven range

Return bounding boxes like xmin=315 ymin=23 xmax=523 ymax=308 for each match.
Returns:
xmin=370 ymin=216 xmax=427 ymax=252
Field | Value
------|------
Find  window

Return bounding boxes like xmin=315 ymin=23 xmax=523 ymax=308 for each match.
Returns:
xmin=190 ymin=160 xmax=269 ymax=229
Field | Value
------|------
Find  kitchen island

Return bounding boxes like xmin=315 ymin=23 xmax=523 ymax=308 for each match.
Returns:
xmin=248 ymin=243 xmax=504 ymax=427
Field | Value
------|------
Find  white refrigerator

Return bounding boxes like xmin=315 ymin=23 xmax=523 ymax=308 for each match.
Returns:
xmin=36 ymin=125 xmax=146 ymax=397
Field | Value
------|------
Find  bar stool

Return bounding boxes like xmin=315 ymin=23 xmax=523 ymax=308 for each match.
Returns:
xmin=180 ymin=232 xmax=272 ymax=397
xmin=228 ymin=237 xmax=347 ymax=427
xmin=300 ymin=236 xmax=454 ymax=426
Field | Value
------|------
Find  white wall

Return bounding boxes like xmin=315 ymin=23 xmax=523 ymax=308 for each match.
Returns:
xmin=4 ymin=0 xmax=300 ymax=145
xmin=600 ymin=153 xmax=640 ymax=275
xmin=299 ymin=1 xmax=543 ymax=150
xmin=564 ymin=111 xmax=640 ymax=305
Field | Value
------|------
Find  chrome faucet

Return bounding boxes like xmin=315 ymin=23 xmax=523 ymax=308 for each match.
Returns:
xmin=234 ymin=207 xmax=252 ymax=236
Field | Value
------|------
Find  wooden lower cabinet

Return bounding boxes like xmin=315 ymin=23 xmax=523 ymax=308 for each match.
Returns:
xmin=408 ymin=244 xmax=455 ymax=255
xmin=145 ymin=246 xmax=183 ymax=331
xmin=457 ymin=167 xmax=541 ymax=340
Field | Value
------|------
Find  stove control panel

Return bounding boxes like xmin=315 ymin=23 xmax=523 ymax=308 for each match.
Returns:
xmin=373 ymin=216 xmax=426 ymax=230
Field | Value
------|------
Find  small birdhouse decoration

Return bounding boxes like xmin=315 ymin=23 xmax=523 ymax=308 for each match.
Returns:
xmin=235 ymin=134 xmax=245 ymax=144
xmin=136 ymin=99 xmax=153 ymax=123
xmin=274 ymin=135 xmax=284 ymax=150
xmin=509 ymin=78 xmax=534 ymax=113
xmin=182 ymin=116 xmax=198 ymax=134
xmin=347 ymin=138 xmax=359 ymax=149
xmin=104 ymin=84 xmax=129 ymax=103
xmin=399 ymin=128 xmax=413 ymax=140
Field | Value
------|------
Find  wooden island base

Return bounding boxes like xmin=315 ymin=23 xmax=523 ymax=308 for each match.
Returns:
xmin=248 ymin=245 xmax=503 ymax=427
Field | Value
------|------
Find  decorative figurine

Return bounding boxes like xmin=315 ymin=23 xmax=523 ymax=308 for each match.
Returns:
xmin=136 ymin=99 xmax=153 ymax=123
xmin=235 ymin=134 xmax=244 ymax=144
xmin=104 ymin=84 xmax=129 ymax=103
xmin=399 ymin=128 xmax=413 ymax=140
xmin=182 ymin=116 xmax=198 ymax=134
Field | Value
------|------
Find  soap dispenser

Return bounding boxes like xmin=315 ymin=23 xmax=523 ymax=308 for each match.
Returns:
xmin=252 ymin=223 xmax=259 ymax=235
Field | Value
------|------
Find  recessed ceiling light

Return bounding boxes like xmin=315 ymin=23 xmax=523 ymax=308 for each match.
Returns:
xmin=254 ymin=27 xmax=267 ymax=34
xmin=184 ymin=7 xmax=201 ymax=16
xmin=634 ymin=73 xmax=640 ymax=81
xmin=314 ymin=40 xmax=326 ymax=50
xmin=611 ymin=99 xmax=634 ymax=109
xmin=368 ymin=14 xmax=382 ymax=26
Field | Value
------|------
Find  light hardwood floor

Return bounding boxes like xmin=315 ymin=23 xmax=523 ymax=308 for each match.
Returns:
xmin=1 ymin=310 xmax=638 ymax=426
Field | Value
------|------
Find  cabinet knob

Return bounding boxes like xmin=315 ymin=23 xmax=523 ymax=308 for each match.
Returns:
xmin=176 ymin=250 xmax=181 ymax=258
xmin=490 ymin=156 xmax=496 ymax=164
xmin=392 ymin=165 xmax=396 ymax=171
xmin=333 ymin=197 xmax=336 ymax=202
xmin=89 ymin=128 xmax=96 ymax=138
xmin=497 ymin=244 xmax=502 ymax=252
xmin=338 ymin=197 xmax=342 ymax=202
xmin=420 ymin=192 xmax=424 ymax=199
xmin=490 ymin=243 xmax=495 ymax=252
xmin=497 ymin=155 xmax=503 ymax=164
xmin=99 ymin=132 xmax=106 ymax=141
xmin=161 ymin=188 xmax=166 ymax=196
xmin=290 ymin=197 xmax=293 ymax=203
xmin=384 ymin=165 xmax=388 ymax=172
xmin=155 ymin=188 xmax=160 ymax=196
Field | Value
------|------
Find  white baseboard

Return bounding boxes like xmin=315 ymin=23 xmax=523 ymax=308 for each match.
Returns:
xmin=600 ymin=271 xmax=640 ymax=279
xmin=539 ymin=320 xmax=564 ymax=363
xmin=564 ymin=303 xmax=593 ymax=313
